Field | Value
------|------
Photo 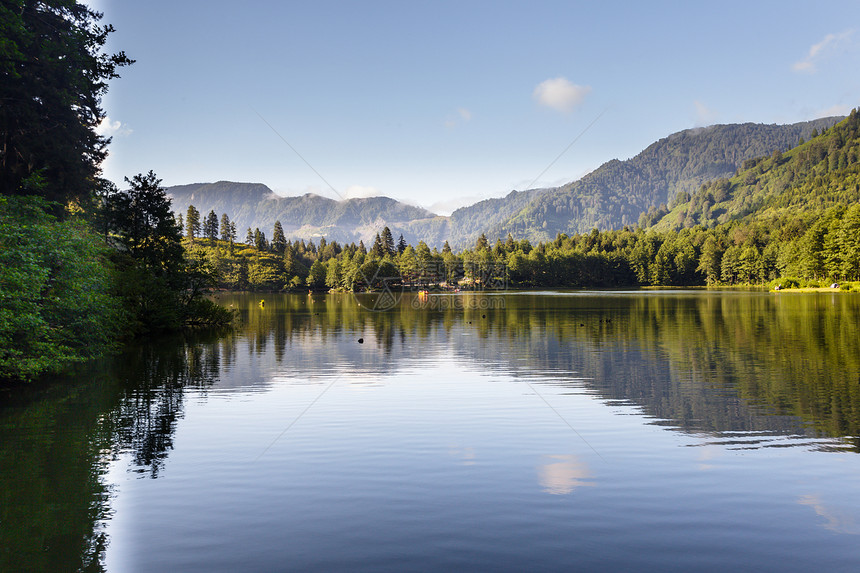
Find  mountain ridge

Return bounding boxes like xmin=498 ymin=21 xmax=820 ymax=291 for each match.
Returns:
xmin=166 ymin=116 xmax=845 ymax=249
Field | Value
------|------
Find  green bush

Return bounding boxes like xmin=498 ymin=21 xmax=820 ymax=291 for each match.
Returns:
xmin=771 ymin=277 xmax=800 ymax=290
xmin=0 ymin=197 xmax=125 ymax=381
xmin=183 ymin=297 xmax=238 ymax=328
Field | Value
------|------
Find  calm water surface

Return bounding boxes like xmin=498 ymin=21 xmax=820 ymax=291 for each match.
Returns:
xmin=3 ymin=291 xmax=860 ymax=572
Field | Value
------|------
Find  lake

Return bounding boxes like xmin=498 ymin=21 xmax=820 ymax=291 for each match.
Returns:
xmin=2 ymin=290 xmax=860 ymax=572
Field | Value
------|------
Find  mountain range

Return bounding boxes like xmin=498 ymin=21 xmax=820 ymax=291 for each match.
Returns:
xmin=167 ymin=116 xmax=842 ymax=249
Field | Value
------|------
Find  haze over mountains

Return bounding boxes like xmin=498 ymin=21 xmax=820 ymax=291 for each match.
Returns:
xmin=167 ymin=116 xmax=842 ymax=249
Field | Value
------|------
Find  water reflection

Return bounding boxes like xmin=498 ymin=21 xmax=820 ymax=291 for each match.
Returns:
xmin=537 ymin=454 xmax=595 ymax=494
xmin=226 ymin=291 xmax=860 ymax=450
xmin=3 ymin=290 xmax=860 ymax=572
xmin=0 ymin=331 xmax=223 ymax=572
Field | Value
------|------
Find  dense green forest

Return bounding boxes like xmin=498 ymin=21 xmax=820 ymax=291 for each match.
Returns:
xmin=166 ymin=119 xmax=842 ymax=252
xmin=495 ymin=117 xmax=843 ymax=242
xmin=179 ymin=111 xmax=860 ymax=294
xmin=0 ymin=2 xmax=232 ymax=382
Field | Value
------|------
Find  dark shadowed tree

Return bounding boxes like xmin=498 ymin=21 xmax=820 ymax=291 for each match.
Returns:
xmin=381 ymin=226 xmax=395 ymax=255
xmin=271 ymin=221 xmax=286 ymax=254
xmin=0 ymin=1 xmax=133 ymax=209
xmin=203 ymin=210 xmax=218 ymax=240
xmin=219 ymin=213 xmax=231 ymax=242
xmin=185 ymin=205 xmax=200 ymax=241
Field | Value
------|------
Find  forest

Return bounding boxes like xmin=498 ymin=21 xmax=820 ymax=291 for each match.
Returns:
xmin=0 ymin=2 xmax=231 ymax=382
xmin=178 ymin=110 xmax=860 ymax=294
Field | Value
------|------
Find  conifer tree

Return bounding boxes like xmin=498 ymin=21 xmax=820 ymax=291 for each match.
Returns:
xmin=382 ymin=226 xmax=395 ymax=255
xmin=203 ymin=209 xmax=219 ymax=240
xmin=220 ymin=213 xmax=231 ymax=242
xmin=186 ymin=205 xmax=200 ymax=240
xmin=272 ymin=221 xmax=286 ymax=254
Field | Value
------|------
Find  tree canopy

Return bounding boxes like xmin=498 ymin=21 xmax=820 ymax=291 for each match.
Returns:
xmin=0 ymin=0 xmax=133 ymax=208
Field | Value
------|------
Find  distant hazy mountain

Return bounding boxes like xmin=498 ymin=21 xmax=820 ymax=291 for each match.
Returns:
xmin=167 ymin=117 xmax=844 ymax=249
xmin=167 ymin=181 xmax=437 ymax=245
xmin=495 ymin=117 xmax=843 ymax=243
xmin=400 ymin=188 xmax=551 ymax=249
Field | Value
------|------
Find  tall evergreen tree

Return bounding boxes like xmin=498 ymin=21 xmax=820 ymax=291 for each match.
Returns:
xmin=476 ymin=233 xmax=489 ymax=251
xmin=381 ymin=226 xmax=395 ymax=255
xmin=245 ymin=227 xmax=254 ymax=246
xmin=254 ymin=228 xmax=267 ymax=251
xmin=371 ymin=232 xmax=384 ymax=257
xmin=107 ymin=171 xmax=183 ymax=275
xmin=220 ymin=213 xmax=231 ymax=242
xmin=272 ymin=221 xmax=287 ymax=254
xmin=186 ymin=205 xmax=200 ymax=240
xmin=397 ymin=234 xmax=407 ymax=254
xmin=203 ymin=209 xmax=219 ymax=240
xmin=0 ymin=1 xmax=133 ymax=210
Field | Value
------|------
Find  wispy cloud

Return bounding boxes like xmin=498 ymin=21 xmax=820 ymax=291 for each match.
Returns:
xmin=533 ymin=77 xmax=591 ymax=113
xmin=444 ymin=107 xmax=473 ymax=128
xmin=815 ymin=103 xmax=852 ymax=117
xmin=693 ymin=100 xmax=719 ymax=126
xmin=95 ymin=116 xmax=132 ymax=137
xmin=793 ymin=30 xmax=854 ymax=73
xmin=344 ymin=185 xmax=382 ymax=199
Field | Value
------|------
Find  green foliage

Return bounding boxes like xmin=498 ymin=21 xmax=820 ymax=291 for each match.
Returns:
xmin=0 ymin=1 xmax=132 ymax=209
xmin=174 ymin=110 xmax=860 ymax=292
xmin=498 ymin=118 xmax=842 ymax=243
xmin=0 ymin=197 xmax=124 ymax=381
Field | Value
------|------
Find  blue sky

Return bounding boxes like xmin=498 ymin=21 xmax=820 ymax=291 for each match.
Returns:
xmin=91 ymin=0 xmax=860 ymax=214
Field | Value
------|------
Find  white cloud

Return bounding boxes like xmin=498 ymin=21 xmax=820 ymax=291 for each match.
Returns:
xmin=799 ymin=494 xmax=860 ymax=535
xmin=815 ymin=103 xmax=852 ymax=117
xmin=425 ymin=194 xmax=484 ymax=215
xmin=344 ymin=185 xmax=382 ymax=199
xmin=793 ymin=30 xmax=854 ymax=73
xmin=444 ymin=107 xmax=473 ymax=129
xmin=95 ymin=116 xmax=132 ymax=137
xmin=533 ymin=77 xmax=591 ymax=113
xmin=693 ymin=100 xmax=719 ymax=126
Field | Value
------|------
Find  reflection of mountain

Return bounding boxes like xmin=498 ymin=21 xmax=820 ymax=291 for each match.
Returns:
xmin=3 ymin=291 xmax=860 ymax=570
xmin=223 ymin=292 xmax=860 ymax=450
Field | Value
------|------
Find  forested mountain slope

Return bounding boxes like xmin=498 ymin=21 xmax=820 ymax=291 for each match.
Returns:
xmin=653 ymin=110 xmax=860 ymax=231
xmin=496 ymin=117 xmax=842 ymax=243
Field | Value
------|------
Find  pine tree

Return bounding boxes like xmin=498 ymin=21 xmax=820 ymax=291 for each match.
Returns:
xmin=0 ymin=1 xmax=133 ymax=209
xmin=371 ymin=232 xmax=384 ymax=257
xmin=220 ymin=213 xmax=231 ymax=242
xmin=186 ymin=205 xmax=201 ymax=240
xmin=254 ymin=228 xmax=267 ymax=251
xmin=203 ymin=209 xmax=219 ymax=240
xmin=397 ymin=234 xmax=407 ymax=254
xmin=272 ymin=221 xmax=286 ymax=254
xmin=382 ymin=226 xmax=395 ymax=255
xmin=245 ymin=227 xmax=254 ymax=246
